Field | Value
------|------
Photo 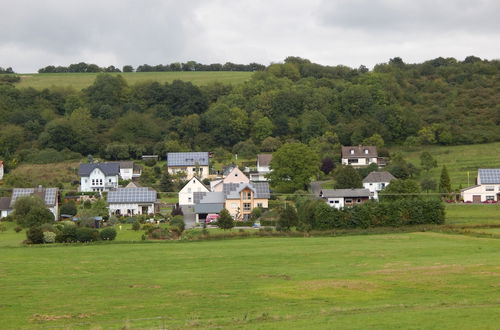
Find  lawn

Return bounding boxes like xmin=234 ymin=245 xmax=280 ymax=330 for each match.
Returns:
xmin=1 ymin=232 xmax=500 ymax=329
xmin=390 ymin=142 xmax=500 ymax=190
xmin=445 ymin=203 xmax=500 ymax=225
xmin=16 ymin=71 xmax=253 ymax=90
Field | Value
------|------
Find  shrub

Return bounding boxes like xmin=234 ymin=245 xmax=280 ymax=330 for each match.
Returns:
xmin=60 ymin=201 xmax=77 ymax=216
xmin=56 ymin=226 xmax=78 ymax=243
xmin=26 ymin=226 xmax=44 ymax=244
xmin=0 ymin=224 xmax=6 ymax=232
xmin=14 ymin=226 xmax=23 ymax=233
xmin=171 ymin=203 xmax=183 ymax=216
xmin=170 ymin=215 xmax=185 ymax=232
xmin=217 ymin=209 xmax=234 ymax=230
xmin=100 ymin=227 xmax=117 ymax=241
xmin=43 ymin=231 xmax=56 ymax=243
xmin=132 ymin=221 xmax=141 ymax=231
xmin=75 ymin=227 xmax=100 ymax=242
xmin=144 ymin=158 xmax=157 ymax=167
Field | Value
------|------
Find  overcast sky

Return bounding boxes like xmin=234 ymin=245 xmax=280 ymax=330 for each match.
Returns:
xmin=1 ymin=0 xmax=499 ymax=73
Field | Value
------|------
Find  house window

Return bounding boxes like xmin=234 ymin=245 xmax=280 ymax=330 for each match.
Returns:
xmin=188 ymin=197 xmax=192 ymax=202
xmin=350 ymin=149 xmax=354 ymax=155
xmin=486 ymin=196 xmax=495 ymax=201
xmin=486 ymin=186 xmax=494 ymax=191
xmin=257 ymin=203 xmax=263 ymax=207
xmin=99 ymin=179 xmax=103 ymax=185
xmin=108 ymin=179 xmax=111 ymax=183
xmin=357 ymin=199 xmax=361 ymax=203
xmin=92 ymin=179 xmax=95 ymax=185
xmin=193 ymin=168 xmax=196 ymax=172
xmin=364 ymin=149 xmax=368 ymax=154
xmin=329 ymin=200 xmax=334 ymax=204
xmin=244 ymin=191 xmax=251 ymax=200
xmin=335 ymin=200 xmax=339 ymax=204
xmin=243 ymin=203 xmax=251 ymax=211
xmin=369 ymin=183 xmax=373 ymax=186
xmin=345 ymin=199 xmax=352 ymax=204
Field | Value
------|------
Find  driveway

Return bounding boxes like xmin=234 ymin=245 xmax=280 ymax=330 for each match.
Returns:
xmin=181 ymin=205 xmax=196 ymax=229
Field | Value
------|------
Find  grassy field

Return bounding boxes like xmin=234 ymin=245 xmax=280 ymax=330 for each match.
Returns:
xmin=445 ymin=203 xmax=500 ymax=225
xmin=390 ymin=142 xmax=500 ymax=189
xmin=0 ymin=232 xmax=499 ymax=329
xmin=16 ymin=71 xmax=253 ymax=90
xmin=1 ymin=161 xmax=80 ymax=189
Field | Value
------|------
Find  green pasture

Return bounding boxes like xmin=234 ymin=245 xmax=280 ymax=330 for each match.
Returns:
xmin=1 ymin=232 xmax=499 ymax=329
xmin=16 ymin=71 xmax=253 ymax=90
xmin=390 ymin=142 xmax=500 ymax=189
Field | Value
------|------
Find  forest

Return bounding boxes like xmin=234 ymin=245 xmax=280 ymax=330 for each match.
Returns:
xmin=0 ymin=56 xmax=499 ymax=171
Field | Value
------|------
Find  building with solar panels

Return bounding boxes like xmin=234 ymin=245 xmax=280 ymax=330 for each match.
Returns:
xmin=107 ymin=187 xmax=159 ymax=216
xmin=0 ymin=187 xmax=59 ymax=219
xmin=461 ymin=169 xmax=500 ymax=203
xmin=167 ymin=152 xmax=209 ymax=180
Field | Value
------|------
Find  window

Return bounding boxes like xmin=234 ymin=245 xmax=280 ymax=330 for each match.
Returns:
xmin=350 ymin=149 xmax=354 ymax=155
xmin=108 ymin=179 xmax=111 ymax=183
xmin=357 ymin=199 xmax=361 ymax=203
xmin=335 ymin=200 xmax=339 ymax=204
xmin=243 ymin=203 xmax=251 ymax=211
xmin=364 ymin=149 xmax=368 ymax=154
xmin=345 ymin=199 xmax=352 ymax=204
xmin=486 ymin=186 xmax=494 ymax=191
xmin=244 ymin=191 xmax=251 ymax=200
xmin=188 ymin=197 xmax=192 ymax=202
xmin=257 ymin=203 xmax=263 ymax=207
xmin=235 ymin=173 xmax=238 ymax=176
xmin=486 ymin=196 xmax=495 ymax=201
xmin=369 ymin=183 xmax=373 ymax=186
xmin=193 ymin=168 xmax=196 ymax=172
xmin=99 ymin=179 xmax=103 ymax=185
xmin=85 ymin=179 xmax=88 ymax=183
xmin=92 ymin=179 xmax=95 ymax=185
xmin=329 ymin=200 xmax=334 ymax=204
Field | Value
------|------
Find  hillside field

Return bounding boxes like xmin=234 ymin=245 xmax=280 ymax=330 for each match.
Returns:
xmin=16 ymin=71 xmax=253 ymax=90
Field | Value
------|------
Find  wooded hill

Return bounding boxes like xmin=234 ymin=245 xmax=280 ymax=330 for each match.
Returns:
xmin=0 ymin=56 xmax=498 ymax=167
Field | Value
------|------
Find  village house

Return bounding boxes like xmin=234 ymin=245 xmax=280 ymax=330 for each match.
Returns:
xmin=107 ymin=187 xmax=158 ymax=216
xmin=320 ymin=188 xmax=371 ymax=209
xmin=362 ymin=171 xmax=396 ymax=199
xmin=0 ymin=160 xmax=4 ymax=180
xmin=193 ymin=182 xmax=270 ymax=223
xmin=179 ymin=176 xmax=210 ymax=206
xmin=167 ymin=152 xmax=209 ymax=180
xmin=341 ymin=146 xmax=378 ymax=167
xmin=0 ymin=187 xmax=59 ymax=219
xmin=249 ymin=154 xmax=272 ymax=181
xmin=79 ymin=163 xmax=120 ymax=192
xmin=461 ymin=169 xmax=500 ymax=203
xmin=211 ymin=166 xmax=249 ymax=192
xmin=111 ymin=161 xmax=142 ymax=181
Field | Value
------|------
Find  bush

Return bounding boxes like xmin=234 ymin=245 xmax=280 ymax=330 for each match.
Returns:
xmin=60 ymin=201 xmax=77 ymax=216
xmin=75 ymin=227 xmax=100 ymax=242
xmin=56 ymin=226 xmax=78 ymax=243
xmin=0 ymin=224 xmax=6 ymax=232
xmin=171 ymin=203 xmax=183 ymax=216
xmin=170 ymin=215 xmax=185 ymax=232
xmin=216 ymin=209 xmax=234 ymax=230
xmin=100 ymin=227 xmax=117 ymax=241
xmin=132 ymin=221 xmax=141 ymax=231
xmin=43 ymin=231 xmax=56 ymax=243
xmin=26 ymin=226 xmax=44 ymax=244
xmin=14 ymin=226 xmax=23 ymax=233
xmin=144 ymin=158 xmax=157 ymax=167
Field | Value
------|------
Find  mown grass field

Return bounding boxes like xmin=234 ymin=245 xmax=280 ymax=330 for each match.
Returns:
xmin=1 ymin=203 xmax=500 ymax=329
xmin=390 ymin=142 xmax=500 ymax=189
xmin=16 ymin=71 xmax=253 ymax=90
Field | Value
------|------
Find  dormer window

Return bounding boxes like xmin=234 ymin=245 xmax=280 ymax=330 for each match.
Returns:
xmin=350 ymin=149 xmax=354 ymax=155
xmin=364 ymin=149 xmax=368 ymax=155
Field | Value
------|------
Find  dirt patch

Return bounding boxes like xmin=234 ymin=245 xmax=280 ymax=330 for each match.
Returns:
xmin=258 ymin=274 xmax=292 ymax=280
xmin=31 ymin=313 xmax=94 ymax=322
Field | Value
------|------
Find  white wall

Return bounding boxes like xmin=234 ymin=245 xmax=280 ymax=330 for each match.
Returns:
xmin=108 ymin=203 xmax=154 ymax=216
xmin=179 ymin=178 xmax=209 ymax=205
xmin=168 ymin=166 xmax=209 ymax=180
xmin=363 ymin=181 xmax=390 ymax=200
xmin=81 ymin=168 xmax=119 ymax=192
xmin=461 ymin=185 xmax=500 ymax=202
xmin=120 ymin=168 xmax=133 ymax=180
xmin=0 ymin=209 xmax=11 ymax=218
xmin=326 ymin=197 xmax=344 ymax=209
xmin=341 ymin=157 xmax=378 ymax=166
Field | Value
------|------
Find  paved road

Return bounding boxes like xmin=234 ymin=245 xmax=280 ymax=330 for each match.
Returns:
xmin=310 ymin=180 xmax=328 ymax=196
xmin=181 ymin=205 xmax=197 ymax=229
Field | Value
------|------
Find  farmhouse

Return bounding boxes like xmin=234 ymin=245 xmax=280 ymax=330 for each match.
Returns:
xmin=249 ymin=154 xmax=272 ymax=181
xmin=79 ymin=163 xmax=120 ymax=192
xmin=179 ymin=176 xmax=210 ymax=206
xmin=0 ymin=187 xmax=59 ymax=219
xmin=362 ymin=171 xmax=396 ymax=199
xmin=167 ymin=152 xmax=209 ymax=180
xmin=461 ymin=169 xmax=500 ymax=203
xmin=107 ymin=187 xmax=158 ymax=216
xmin=0 ymin=160 xmax=4 ymax=180
xmin=341 ymin=146 xmax=378 ymax=167
xmin=320 ymin=188 xmax=370 ymax=209
xmin=194 ymin=182 xmax=270 ymax=223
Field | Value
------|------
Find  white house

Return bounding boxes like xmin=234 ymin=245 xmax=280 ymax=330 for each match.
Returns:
xmin=112 ymin=161 xmax=142 ymax=181
xmin=179 ymin=176 xmax=210 ymax=206
xmin=362 ymin=171 xmax=396 ymax=199
xmin=0 ymin=160 xmax=4 ymax=180
xmin=167 ymin=152 xmax=209 ymax=180
xmin=107 ymin=187 xmax=158 ymax=216
xmin=461 ymin=169 xmax=500 ymax=203
xmin=79 ymin=163 xmax=120 ymax=192
xmin=250 ymin=154 xmax=272 ymax=181
xmin=320 ymin=189 xmax=371 ymax=209
xmin=0 ymin=187 xmax=59 ymax=219
xmin=341 ymin=146 xmax=378 ymax=167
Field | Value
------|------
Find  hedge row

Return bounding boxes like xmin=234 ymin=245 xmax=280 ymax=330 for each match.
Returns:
xmin=296 ymin=199 xmax=445 ymax=231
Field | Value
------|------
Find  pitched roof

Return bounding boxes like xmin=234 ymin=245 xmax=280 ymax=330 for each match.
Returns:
xmin=180 ymin=176 xmax=210 ymax=193
xmin=257 ymin=154 xmax=273 ymax=167
xmin=79 ymin=163 xmax=120 ymax=176
xmin=363 ymin=171 xmax=396 ymax=183
xmin=10 ymin=187 xmax=58 ymax=208
xmin=111 ymin=161 xmax=134 ymax=169
xmin=223 ymin=182 xmax=270 ymax=199
xmin=320 ymin=189 xmax=371 ymax=198
xmin=107 ymin=188 xmax=157 ymax=204
xmin=341 ymin=146 xmax=378 ymax=158
xmin=194 ymin=203 xmax=224 ymax=214
xmin=167 ymin=152 xmax=209 ymax=166
xmin=193 ymin=191 xmax=225 ymax=204
xmin=478 ymin=169 xmax=500 ymax=184
xmin=0 ymin=197 xmax=11 ymax=210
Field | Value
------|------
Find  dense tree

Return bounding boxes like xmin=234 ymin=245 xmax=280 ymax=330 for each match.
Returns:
xmin=267 ymin=142 xmax=320 ymax=192
xmin=420 ymin=177 xmax=437 ymax=192
xmin=14 ymin=196 xmax=54 ymax=228
xmin=277 ymin=204 xmax=298 ymax=231
xmin=334 ymin=165 xmax=363 ymax=189
xmin=216 ymin=209 xmax=234 ymax=230
xmin=60 ymin=201 xmax=77 ymax=216
xmin=379 ymin=179 xmax=421 ymax=201
xmin=439 ymin=165 xmax=452 ymax=195
xmin=420 ymin=151 xmax=438 ymax=172
xmin=203 ymin=104 xmax=248 ymax=146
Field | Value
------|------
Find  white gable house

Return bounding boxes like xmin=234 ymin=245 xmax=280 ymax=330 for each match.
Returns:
xmin=341 ymin=146 xmax=378 ymax=167
xmin=461 ymin=169 xmax=500 ymax=203
xmin=179 ymin=177 xmax=210 ymax=206
xmin=79 ymin=163 xmax=120 ymax=192
xmin=362 ymin=171 xmax=396 ymax=199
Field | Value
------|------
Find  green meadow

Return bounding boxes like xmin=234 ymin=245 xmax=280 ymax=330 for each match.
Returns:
xmin=16 ymin=71 xmax=253 ymax=90
xmin=1 ymin=203 xmax=500 ymax=329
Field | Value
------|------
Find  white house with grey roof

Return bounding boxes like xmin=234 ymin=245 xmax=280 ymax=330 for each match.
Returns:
xmin=107 ymin=187 xmax=158 ymax=216
xmin=341 ymin=146 xmax=378 ymax=167
xmin=362 ymin=171 xmax=396 ymax=199
xmin=179 ymin=176 xmax=210 ymax=206
xmin=111 ymin=161 xmax=142 ymax=181
xmin=0 ymin=187 xmax=59 ymax=219
xmin=320 ymin=188 xmax=370 ymax=209
xmin=79 ymin=163 xmax=120 ymax=192
xmin=461 ymin=169 xmax=500 ymax=203
xmin=167 ymin=152 xmax=209 ymax=180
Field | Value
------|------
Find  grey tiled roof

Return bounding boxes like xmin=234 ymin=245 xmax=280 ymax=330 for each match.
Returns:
xmin=223 ymin=182 xmax=270 ymax=199
xmin=194 ymin=192 xmax=225 ymax=204
xmin=107 ymin=188 xmax=157 ymax=203
xmin=167 ymin=152 xmax=209 ymax=166
xmin=341 ymin=146 xmax=378 ymax=158
xmin=79 ymin=163 xmax=120 ymax=176
xmin=10 ymin=187 xmax=58 ymax=208
xmin=363 ymin=171 xmax=396 ymax=183
xmin=320 ymin=189 xmax=370 ymax=198
xmin=478 ymin=169 xmax=500 ymax=184
xmin=194 ymin=203 xmax=224 ymax=214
